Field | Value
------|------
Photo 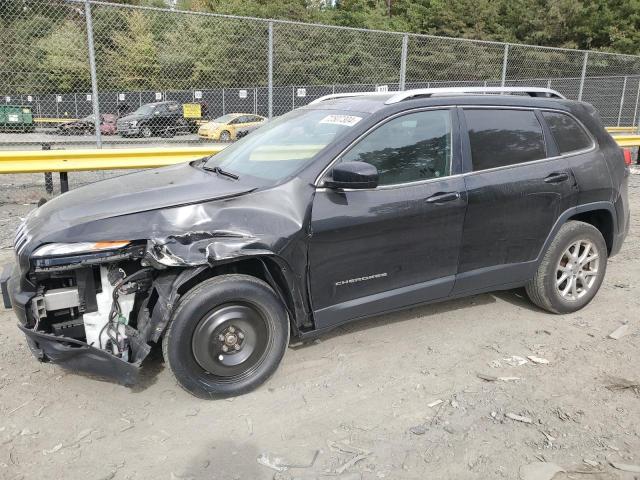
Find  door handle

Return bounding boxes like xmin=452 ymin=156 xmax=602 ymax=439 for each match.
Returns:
xmin=544 ymin=172 xmax=570 ymax=184
xmin=425 ymin=191 xmax=461 ymax=204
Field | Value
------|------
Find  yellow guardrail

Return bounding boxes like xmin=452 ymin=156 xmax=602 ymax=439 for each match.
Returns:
xmin=0 ymin=135 xmax=637 ymax=176
xmin=0 ymin=145 xmax=227 ymax=174
xmin=34 ymin=117 xmax=79 ymax=124
xmin=611 ymin=135 xmax=640 ymax=148
xmin=607 ymin=126 xmax=638 ymax=134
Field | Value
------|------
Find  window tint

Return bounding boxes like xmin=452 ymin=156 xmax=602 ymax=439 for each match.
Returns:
xmin=465 ymin=109 xmax=546 ymax=171
xmin=542 ymin=111 xmax=592 ymax=153
xmin=339 ymin=109 xmax=452 ymax=186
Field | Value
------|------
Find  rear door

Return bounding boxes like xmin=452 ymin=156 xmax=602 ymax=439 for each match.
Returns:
xmin=309 ymin=108 xmax=467 ymax=329
xmin=454 ymin=107 xmax=577 ymax=293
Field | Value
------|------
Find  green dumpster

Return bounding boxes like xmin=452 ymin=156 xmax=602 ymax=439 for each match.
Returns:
xmin=0 ymin=105 xmax=35 ymax=132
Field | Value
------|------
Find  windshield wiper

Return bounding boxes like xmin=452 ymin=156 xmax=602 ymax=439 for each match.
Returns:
xmin=203 ymin=165 xmax=239 ymax=180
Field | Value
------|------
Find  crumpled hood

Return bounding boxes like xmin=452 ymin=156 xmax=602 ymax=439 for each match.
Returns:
xmin=118 ymin=113 xmax=145 ymax=123
xmin=24 ymin=162 xmax=255 ymax=243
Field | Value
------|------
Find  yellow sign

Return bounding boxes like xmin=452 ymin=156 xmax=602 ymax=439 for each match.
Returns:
xmin=183 ymin=103 xmax=202 ymax=119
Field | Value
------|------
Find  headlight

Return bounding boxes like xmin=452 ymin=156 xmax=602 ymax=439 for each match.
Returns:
xmin=32 ymin=241 xmax=130 ymax=258
xmin=130 ymin=120 xmax=137 ymax=127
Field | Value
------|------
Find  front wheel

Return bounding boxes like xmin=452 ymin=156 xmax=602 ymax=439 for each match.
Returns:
xmin=162 ymin=274 xmax=289 ymax=398
xmin=140 ymin=126 xmax=153 ymax=138
xmin=218 ymin=130 xmax=231 ymax=142
xmin=526 ymin=221 xmax=607 ymax=314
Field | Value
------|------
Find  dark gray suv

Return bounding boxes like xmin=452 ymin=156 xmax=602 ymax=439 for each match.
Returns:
xmin=1 ymin=87 xmax=630 ymax=398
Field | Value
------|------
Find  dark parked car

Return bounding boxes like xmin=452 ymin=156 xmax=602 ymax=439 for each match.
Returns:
xmin=116 ymin=101 xmax=190 ymax=138
xmin=57 ymin=114 xmax=118 ymax=136
xmin=1 ymin=87 xmax=630 ymax=399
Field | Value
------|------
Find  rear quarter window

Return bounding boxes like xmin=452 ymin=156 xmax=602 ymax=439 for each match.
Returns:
xmin=464 ymin=109 xmax=547 ymax=171
xmin=542 ymin=111 xmax=593 ymax=154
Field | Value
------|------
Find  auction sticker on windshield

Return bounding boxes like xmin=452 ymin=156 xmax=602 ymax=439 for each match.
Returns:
xmin=319 ymin=114 xmax=362 ymax=127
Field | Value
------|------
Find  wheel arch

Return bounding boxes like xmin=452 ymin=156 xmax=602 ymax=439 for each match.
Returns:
xmin=539 ymin=202 xmax=617 ymax=261
xmin=147 ymin=255 xmax=309 ymax=344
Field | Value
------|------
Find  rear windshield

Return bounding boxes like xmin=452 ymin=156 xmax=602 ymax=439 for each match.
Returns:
xmin=203 ymin=109 xmax=368 ymax=181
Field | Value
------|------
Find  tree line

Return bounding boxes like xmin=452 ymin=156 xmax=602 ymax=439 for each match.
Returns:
xmin=0 ymin=0 xmax=638 ymax=95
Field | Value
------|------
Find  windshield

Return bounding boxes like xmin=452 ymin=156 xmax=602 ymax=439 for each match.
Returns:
xmin=133 ymin=104 xmax=155 ymax=116
xmin=203 ymin=109 xmax=367 ymax=181
xmin=212 ymin=114 xmax=240 ymax=124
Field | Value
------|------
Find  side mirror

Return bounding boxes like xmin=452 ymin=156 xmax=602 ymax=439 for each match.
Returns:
xmin=325 ymin=161 xmax=378 ymax=190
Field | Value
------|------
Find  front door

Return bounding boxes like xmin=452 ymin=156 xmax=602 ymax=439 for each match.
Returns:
xmin=308 ymin=108 xmax=467 ymax=329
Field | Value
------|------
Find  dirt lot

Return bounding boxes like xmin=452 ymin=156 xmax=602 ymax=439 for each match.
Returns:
xmin=0 ymin=173 xmax=638 ymax=480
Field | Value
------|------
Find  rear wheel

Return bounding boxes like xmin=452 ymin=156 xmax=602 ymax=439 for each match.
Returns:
xmin=526 ymin=221 xmax=607 ymax=313
xmin=162 ymin=274 xmax=289 ymax=398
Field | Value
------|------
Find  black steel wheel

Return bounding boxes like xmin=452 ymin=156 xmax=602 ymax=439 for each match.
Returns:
xmin=162 ymin=274 xmax=289 ymax=398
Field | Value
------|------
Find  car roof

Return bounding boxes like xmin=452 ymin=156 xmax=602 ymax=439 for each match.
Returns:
xmin=304 ymin=93 xmax=581 ymax=115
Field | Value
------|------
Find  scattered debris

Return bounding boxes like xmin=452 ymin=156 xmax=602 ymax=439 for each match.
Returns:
xmin=42 ymin=443 xmax=63 ymax=455
xmin=477 ymin=373 xmax=520 ymax=382
xmin=257 ymin=453 xmax=289 ymax=472
xmin=583 ymin=459 xmax=599 ymax=467
xmin=427 ymin=399 xmax=443 ymax=408
xmin=527 ymin=356 xmax=549 ymax=365
xmin=519 ymin=461 xmax=564 ymax=480
xmin=336 ymin=452 xmax=371 ymax=475
xmin=409 ymin=424 xmax=428 ymax=435
xmin=506 ymin=413 xmax=533 ymax=424
xmin=257 ymin=450 xmax=320 ymax=473
xmin=605 ymin=376 xmax=640 ymax=395
xmin=503 ymin=356 xmax=528 ymax=367
xmin=608 ymin=324 xmax=629 ymax=340
xmin=540 ymin=431 xmax=555 ymax=447
xmin=610 ymin=462 xmax=640 ymax=473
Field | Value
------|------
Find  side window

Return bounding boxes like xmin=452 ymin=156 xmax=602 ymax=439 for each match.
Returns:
xmin=542 ymin=111 xmax=592 ymax=154
xmin=339 ymin=109 xmax=452 ymax=186
xmin=465 ymin=109 xmax=547 ymax=171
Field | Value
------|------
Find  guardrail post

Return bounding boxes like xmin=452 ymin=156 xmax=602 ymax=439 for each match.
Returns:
xmin=43 ymin=144 xmax=53 ymax=194
xmin=617 ymin=76 xmax=628 ymax=126
xmin=84 ymin=0 xmax=102 ymax=148
xmin=501 ymin=44 xmax=509 ymax=87
xmin=578 ymin=52 xmax=588 ymax=101
xmin=399 ymin=34 xmax=408 ymax=91
xmin=268 ymin=21 xmax=274 ymax=119
xmin=59 ymin=172 xmax=69 ymax=193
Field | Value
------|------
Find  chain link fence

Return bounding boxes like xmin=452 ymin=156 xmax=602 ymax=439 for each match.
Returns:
xmin=1 ymin=0 xmax=640 ymax=214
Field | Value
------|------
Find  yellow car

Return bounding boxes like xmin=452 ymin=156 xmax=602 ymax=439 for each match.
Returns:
xmin=198 ymin=113 xmax=266 ymax=141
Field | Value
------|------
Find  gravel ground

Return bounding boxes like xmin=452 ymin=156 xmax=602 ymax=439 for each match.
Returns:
xmin=0 ymin=173 xmax=638 ymax=480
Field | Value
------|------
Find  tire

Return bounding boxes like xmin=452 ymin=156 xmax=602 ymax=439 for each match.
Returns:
xmin=219 ymin=130 xmax=231 ymax=142
xmin=525 ymin=221 xmax=607 ymax=314
xmin=140 ymin=126 xmax=153 ymax=138
xmin=162 ymin=274 xmax=289 ymax=398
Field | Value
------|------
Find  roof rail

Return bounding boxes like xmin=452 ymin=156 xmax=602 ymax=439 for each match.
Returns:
xmin=308 ymin=87 xmax=565 ymax=106
xmin=385 ymin=87 xmax=565 ymax=103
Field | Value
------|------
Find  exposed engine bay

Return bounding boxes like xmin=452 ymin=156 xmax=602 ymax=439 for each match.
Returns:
xmin=27 ymin=242 xmax=156 ymax=369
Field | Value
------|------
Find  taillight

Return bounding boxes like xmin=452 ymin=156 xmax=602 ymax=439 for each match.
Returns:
xmin=622 ymin=148 xmax=633 ymax=166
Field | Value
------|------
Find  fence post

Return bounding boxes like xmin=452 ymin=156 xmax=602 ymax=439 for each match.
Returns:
xmin=578 ymin=52 xmax=588 ymax=101
xmin=617 ymin=76 xmax=628 ymax=126
xmin=268 ymin=21 xmax=274 ymax=119
xmin=500 ymin=44 xmax=509 ymax=87
xmin=83 ymin=0 xmax=102 ymax=148
xmin=399 ymin=34 xmax=408 ymax=91
xmin=632 ymin=78 xmax=640 ymax=129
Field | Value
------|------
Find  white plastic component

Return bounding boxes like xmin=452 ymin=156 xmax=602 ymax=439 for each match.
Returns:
xmin=83 ymin=266 xmax=135 ymax=354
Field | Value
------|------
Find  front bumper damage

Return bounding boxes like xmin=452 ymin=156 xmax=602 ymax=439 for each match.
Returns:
xmin=17 ymin=324 xmax=140 ymax=385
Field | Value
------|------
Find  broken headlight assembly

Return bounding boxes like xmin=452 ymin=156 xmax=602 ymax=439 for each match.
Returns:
xmin=32 ymin=241 xmax=131 ymax=258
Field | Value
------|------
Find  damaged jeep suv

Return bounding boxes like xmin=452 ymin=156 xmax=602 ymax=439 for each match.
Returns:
xmin=2 ymin=87 xmax=630 ymax=398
